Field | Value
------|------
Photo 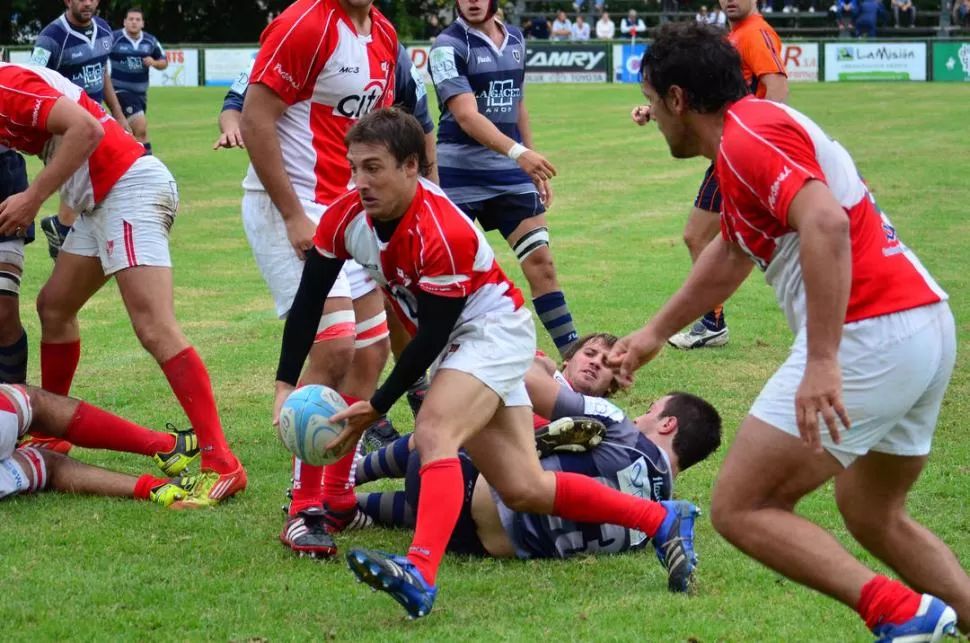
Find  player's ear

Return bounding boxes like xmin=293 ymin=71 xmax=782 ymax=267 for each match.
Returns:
xmin=404 ymin=153 xmax=420 ymax=177
xmin=667 ymin=85 xmax=688 ymax=116
xmin=658 ymin=416 xmax=678 ymax=435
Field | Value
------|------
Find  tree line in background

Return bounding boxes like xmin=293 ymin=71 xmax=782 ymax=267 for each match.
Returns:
xmin=0 ymin=0 xmax=450 ymax=45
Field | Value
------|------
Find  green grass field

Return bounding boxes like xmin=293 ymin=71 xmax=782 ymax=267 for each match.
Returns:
xmin=2 ymin=81 xmax=970 ymax=642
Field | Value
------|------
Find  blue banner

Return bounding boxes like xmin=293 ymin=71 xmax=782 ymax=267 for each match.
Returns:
xmin=613 ymin=43 xmax=648 ymax=83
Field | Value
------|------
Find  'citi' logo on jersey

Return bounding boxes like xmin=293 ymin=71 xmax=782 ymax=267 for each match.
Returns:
xmin=336 ymin=79 xmax=387 ymax=119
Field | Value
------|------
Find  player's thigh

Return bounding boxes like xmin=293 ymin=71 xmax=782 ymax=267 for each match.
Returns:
xmin=463 ymin=404 xmax=551 ymax=508
xmin=413 ymin=368 xmax=502 ymax=458
xmin=36 ymin=242 xmax=108 ymax=320
xmin=115 ymin=265 xmax=176 ymax=325
xmin=712 ymin=415 xmax=843 ymax=526
xmin=351 ymin=287 xmax=389 ymax=351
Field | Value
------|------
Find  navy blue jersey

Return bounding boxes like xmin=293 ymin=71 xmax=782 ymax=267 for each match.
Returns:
xmin=428 ymin=19 xmax=535 ymax=203
xmin=109 ymin=30 xmax=165 ymax=97
xmin=494 ymin=389 xmax=674 ymax=560
xmin=31 ymin=14 xmax=114 ymax=103
xmin=219 ymin=44 xmax=433 ymax=134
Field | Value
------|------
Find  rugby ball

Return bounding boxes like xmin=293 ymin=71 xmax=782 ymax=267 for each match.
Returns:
xmin=278 ymin=385 xmax=347 ymax=466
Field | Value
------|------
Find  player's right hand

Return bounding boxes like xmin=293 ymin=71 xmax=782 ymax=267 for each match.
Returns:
xmin=284 ymin=213 xmax=316 ymax=260
xmin=213 ymin=129 xmax=245 ymax=150
xmin=517 ymin=150 xmax=557 ymax=184
xmin=607 ymin=327 xmax=664 ymax=388
xmin=272 ymin=381 xmax=295 ymax=429
xmin=631 ymin=105 xmax=652 ymax=126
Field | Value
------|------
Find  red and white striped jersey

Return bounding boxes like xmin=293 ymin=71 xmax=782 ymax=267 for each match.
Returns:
xmin=716 ymin=96 xmax=946 ymax=333
xmin=314 ymin=178 xmax=525 ymax=335
xmin=244 ymin=0 xmax=398 ymax=206
xmin=0 ymin=63 xmax=143 ymax=212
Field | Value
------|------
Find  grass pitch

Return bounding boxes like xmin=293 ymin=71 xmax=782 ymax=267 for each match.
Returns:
xmin=3 ymin=81 xmax=969 ymax=642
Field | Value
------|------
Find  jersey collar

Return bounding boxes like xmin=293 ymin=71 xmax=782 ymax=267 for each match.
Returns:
xmin=457 ymin=16 xmax=510 ymax=55
xmin=123 ymin=31 xmax=144 ymax=48
xmin=60 ymin=13 xmax=99 ymax=48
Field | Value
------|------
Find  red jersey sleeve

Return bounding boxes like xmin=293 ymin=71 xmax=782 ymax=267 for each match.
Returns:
xmin=0 ymin=69 xmax=61 ymax=133
xmin=250 ymin=6 xmax=331 ymax=106
xmin=313 ymin=196 xmax=356 ymax=260
xmin=719 ymin=107 xmax=826 ymax=227
xmin=416 ymin=210 xmax=475 ymax=298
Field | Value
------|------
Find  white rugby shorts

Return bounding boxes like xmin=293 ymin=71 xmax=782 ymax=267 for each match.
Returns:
xmin=751 ymin=302 xmax=956 ymax=467
xmin=62 ymin=155 xmax=178 ymax=276
xmin=241 ymin=190 xmax=376 ymax=318
xmin=429 ymin=307 xmax=536 ymax=408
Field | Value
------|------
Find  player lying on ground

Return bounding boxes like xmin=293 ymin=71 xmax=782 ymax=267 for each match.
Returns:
xmin=1 ymin=383 xmax=200 ymax=506
xmin=275 ymin=108 xmax=701 ymax=619
xmin=357 ymin=356 xmax=722 ymax=564
xmin=612 ymin=22 xmax=967 ymax=642
xmin=0 ymin=62 xmax=245 ymax=507
xmin=352 ymin=331 xmax=624 ymax=489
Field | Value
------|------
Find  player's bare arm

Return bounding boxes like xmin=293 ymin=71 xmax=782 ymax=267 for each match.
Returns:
xmin=214 ymin=109 xmax=244 ymax=150
xmin=785 ymin=180 xmax=852 ymax=450
xmin=423 ymin=132 xmax=439 ymax=184
xmin=610 ymin=236 xmax=753 ymax=382
xmin=101 ymin=74 xmax=131 ymax=133
xmin=523 ymin=360 xmax=562 ymax=419
xmin=143 ymin=55 xmax=168 ymax=71
xmin=760 ymin=73 xmax=789 ymax=104
xmin=241 ymin=83 xmax=316 ymax=258
xmin=0 ymin=98 xmax=102 ymax=236
xmin=447 ymin=92 xmax=556 ymax=183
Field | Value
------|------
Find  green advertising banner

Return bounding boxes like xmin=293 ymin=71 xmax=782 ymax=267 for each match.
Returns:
xmin=933 ymin=42 xmax=970 ymax=81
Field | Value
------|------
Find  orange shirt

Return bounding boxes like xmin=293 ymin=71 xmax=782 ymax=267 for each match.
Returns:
xmin=728 ymin=14 xmax=786 ymax=98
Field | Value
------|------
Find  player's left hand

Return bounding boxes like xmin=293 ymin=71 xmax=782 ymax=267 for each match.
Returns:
xmin=795 ymin=358 xmax=851 ymax=453
xmin=0 ymin=191 xmax=41 ymax=237
xmin=142 ymin=56 xmax=154 ymax=69
xmin=538 ymin=179 xmax=553 ymax=207
xmin=607 ymin=327 xmax=664 ymax=388
xmin=326 ymin=400 xmax=380 ymax=456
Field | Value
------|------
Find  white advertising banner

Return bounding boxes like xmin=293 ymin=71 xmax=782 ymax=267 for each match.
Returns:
xmin=149 ymin=48 xmax=199 ymax=87
xmin=407 ymin=45 xmax=432 ymax=83
xmin=781 ymin=42 xmax=818 ymax=82
xmin=824 ymin=42 xmax=927 ymax=81
xmin=204 ymin=48 xmax=258 ymax=86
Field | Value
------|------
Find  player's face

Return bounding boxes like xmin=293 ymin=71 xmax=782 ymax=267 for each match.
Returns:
xmin=458 ymin=0 xmax=491 ymax=24
xmin=633 ymin=396 xmax=674 ymax=436
xmin=641 ymin=81 xmax=699 ymax=159
xmin=348 ymin=142 xmax=420 ymax=221
xmin=720 ymin=0 xmax=755 ymax=20
xmin=66 ymin=0 xmax=98 ymax=24
xmin=125 ymin=12 xmax=144 ymax=34
xmin=562 ymin=339 xmax=616 ymax=397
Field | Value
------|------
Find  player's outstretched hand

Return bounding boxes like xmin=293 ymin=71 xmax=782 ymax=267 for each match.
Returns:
xmin=607 ymin=327 xmax=664 ymax=388
xmin=327 ymin=400 xmax=380 ymax=456
xmin=272 ymin=381 xmax=296 ymax=428
xmin=631 ymin=105 xmax=652 ymax=126
xmin=517 ymin=150 xmax=557 ymax=184
xmin=284 ymin=214 xmax=317 ymax=260
xmin=0 ymin=192 xmax=41 ymax=237
xmin=213 ymin=128 xmax=245 ymax=150
xmin=795 ymin=358 xmax=851 ymax=453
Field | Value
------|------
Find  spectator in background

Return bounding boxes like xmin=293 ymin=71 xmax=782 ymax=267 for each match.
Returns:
xmin=837 ymin=0 xmax=857 ymax=29
xmin=425 ymin=14 xmax=443 ymax=41
xmin=957 ymin=0 xmax=970 ymax=25
xmin=697 ymin=5 xmax=712 ymax=21
xmin=621 ymin=9 xmax=646 ymax=36
xmin=596 ymin=11 xmax=617 ymax=37
xmin=551 ymin=11 xmax=572 ymax=39
xmin=855 ymin=0 xmax=886 ymax=36
xmin=712 ymin=6 xmax=728 ymax=25
xmin=531 ymin=14 xmax=551 ymax=38
xmin=891 ymin=0 xmax=915 ymax=25
xmin=571 ymin=15 xmax=591 ymax=39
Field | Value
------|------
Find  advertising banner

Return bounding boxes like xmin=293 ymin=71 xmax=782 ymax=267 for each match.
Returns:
xmin=524 ymin=44 xmax=609 ymax=83
xmin=204 ymin=48 xmax=258 ymax=86
xmin=932 ymin=42 xmax=970 ymax=81
xmin=149 ymin=49 xmax=199 ymax=87
xmin=824 ymin=42 xmax=926 ymax=81
xmin=612 ymin=43 xmax=647 ymax=83
xmin=782 ymin=42 xmax=818 ymax=82
xmin=407 ymin=45 xmax=432 ymax=83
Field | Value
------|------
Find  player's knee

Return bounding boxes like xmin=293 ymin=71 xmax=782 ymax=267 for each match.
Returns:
xmin=131 ymin=318 xmax=183 ymax=360
xmin=521 ymin=247 xmax=557 ymax=286
xmin=307 ymin=339 xmax=355 ymax=387
xmin=710 ymin=483 xmax=747 ymax=538
xmin=412 ymin=417 xmax=462 ymax=461
xmin=35 ymin=285 xmax=64 ymax=327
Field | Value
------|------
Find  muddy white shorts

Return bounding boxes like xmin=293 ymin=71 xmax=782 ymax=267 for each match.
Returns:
xmin=241 ymin=190 xmax=376 ymax=318
xmin=751 ymin=302 xmax=956 ymax=467
xmin=430 ymin=307 xmax=536 ymax=408
xmin=62 ymin=155 xmax=179 ymax=276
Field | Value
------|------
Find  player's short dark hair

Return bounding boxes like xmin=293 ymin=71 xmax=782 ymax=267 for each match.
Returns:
xmin=640 ymin=22 xmax=747 ymax=114
xmin=661 ymin=391 xmax=722 ymax=470
xmin=127 ymin=6 xmax=144 ymax=17
xmin=345 ymin=108 xmax=431 ymax=176
xmin=562 ymin=333 xmax=621 ymax=396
